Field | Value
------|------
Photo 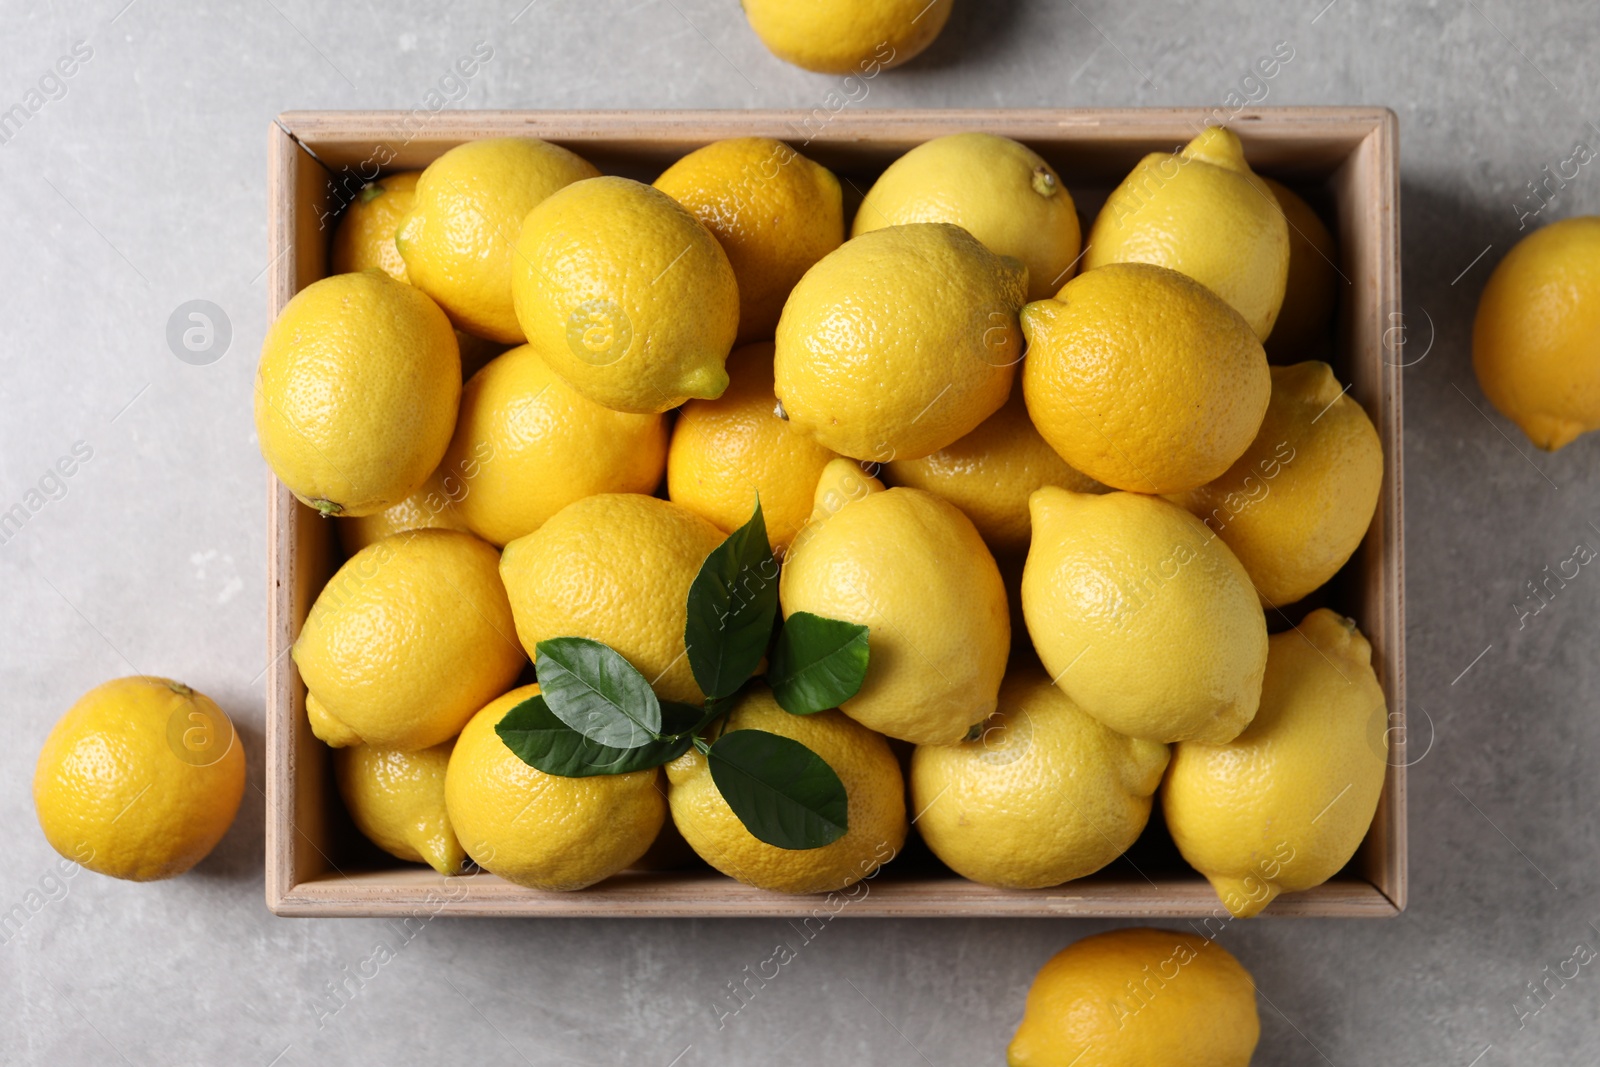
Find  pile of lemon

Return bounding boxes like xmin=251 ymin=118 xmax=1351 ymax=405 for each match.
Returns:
xmin=245 ymin=126 xmax=1393 ymax=914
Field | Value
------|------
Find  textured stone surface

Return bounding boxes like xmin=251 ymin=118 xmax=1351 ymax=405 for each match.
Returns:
xmin=2 ymin=1 xmax=1598 ymax=1063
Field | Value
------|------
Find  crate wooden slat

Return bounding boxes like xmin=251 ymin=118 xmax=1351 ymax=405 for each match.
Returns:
xmin=265 ymin=108 xmax=1405 ymax=919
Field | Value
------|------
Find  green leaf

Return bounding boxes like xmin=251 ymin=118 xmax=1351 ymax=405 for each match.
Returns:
xmin=535 ymin=637 xmax=662 ymax=749
xmin=768 ymin=612 xmax=870 ymax=715
xmin=685 ymin=499 xmax=780 ymax=701
xmin=707 ymin=729 xmax=848 ymax=850
xmin=495 ymin=694 xmax=690 ymax=776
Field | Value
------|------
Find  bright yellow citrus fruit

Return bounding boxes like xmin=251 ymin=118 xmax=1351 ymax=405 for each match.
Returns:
xmin=439 ymin=344 xmax=668 ymax=546
xmin=446 ymin=685 xmax=666 ymax=891
xmin=741 ymin=0 xmax=952 ymax=74
xmin=854 ymin=132 xmax=1081 ymax=302
xmin=667 ymin=342 xmax=839 ymax=553
xmin=664 ymin=685 xmax=906 ymax=894
xmin=884 ymin=389 xmax=1103 ymax=557
xmin=336 ymin=463 xmax=474 ymax=556
xmin=335 ymin=740 xmax=465 ymax=876
xmin=654 ymin=137 xmax=844 ymax=344
xmin=911 ymin=664 xmax=1168 ymax=889
xmin=1163 ymin=608 xmax=1388 ymax=918
xmin=397 ymin=138 xmax=599 ymax=343
xmin=774 ymin=222 xmax=1027 ymax=462
xmin=331 ymin=171 xmax=419 ymax=283
xmin=1008 ymin=927 xmax=1260 ymax=1067
xmin=1473 ymin=215 xmax=1600 ymax=450
xmin=1085 ymin=126 xmax=1289 ymax=340
xmin=1021 ymin=262 xmax=1269 ymax=494
xmin=305 ymin=692 xmax=360 ymax=748
xmin=255 ymin=271 xmax=460 ymax=517
xmin=33 ymin=677 xmax=245 ymax=882
xmin=1171 ymin=361 xmax=1383 ymax=607
xmin=1261 ymin=177 xmax=1338 ymax=358
xmin=294 ymin=529 xmax=525 ymax=750
xmin=512 ymin=176 xmax=739 ymax=414
xmin=780 ymin=458 xmax=1010 ymax=744
xmin=498 ymin=494 xmax=725 ymax=704
xmin=1022 ymin=487 xmax=1266 ymax=744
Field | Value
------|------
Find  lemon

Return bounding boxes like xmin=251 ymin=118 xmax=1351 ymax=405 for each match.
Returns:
xmin=665 ymin=685 xmax=906 ymax=893
xmin=499 ymin=494 xmax=724 ymax=704
xmin=512 ymin=176 xmax=739 ymax=414
xmin=667 ymin=342 xmax=839 ymax=553
xmin=780 ymin=458 xmax=1010 ymax=744
xmin=741 ymin=0 xmax=952 ymax=74
xmin=1163 ymin=608 xmax=1388 ymax=918
xmin=334 ymin=740 xmax=464 ymax=876
xmin=1171 ymin=361 xmax=1382 ymax=607
xmin=1085 ymin=126 xmax=1289 ymax=340
xmin=654 ymin=137 xmax=844 ymax=343
xmin=775 ymin=222 xmax=1027 ymax=462
xmin=336 ymin=463 xmax=473 ymax=557
xmin=1261 ymin=177 xmax=1338 ymax=358
xmin=397 ymin=137 xmax=599 ymax=343
xmin=910 ymin=665 xmax=1168 ymax=889
xmin=884 ymin=390 xmax=1103 ymax=557
xmin=255 ymin=271 xmax=460 ymax=517
xmin=1021 ymin=262 xmax=1269 ymax=494
xmin=331 ymin=171 xmax=419 ymax=283
xmin=1023 ymin=488 xmax=1266 ymax=744
xmin=854 ymin=133 xmax=1082 ymax=302
xmin=1473 ymin=215 xmax=1600 ymax=450
xmin=439 ymin=344 xmax=668 ymax=546
xmin=305 ymin=692 xmax=360 ymax=748
xmin=33 ymin=677 xmax=245 ymax=882
xmin=294 ymin=529 xmax=525 ymax=750
xmin=446 ymin=685 xmax=666 ymax=891
xmin=1008 ymin=927 xmax=1260 ymax=1067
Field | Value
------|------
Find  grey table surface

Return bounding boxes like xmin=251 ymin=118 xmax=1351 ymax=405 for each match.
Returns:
xmin=2 ymin=0 xmax=1598 ymax=1063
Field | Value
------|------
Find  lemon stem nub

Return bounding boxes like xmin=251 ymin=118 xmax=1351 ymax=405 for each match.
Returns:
xmin=310 ymin=498 xmax=344 ymax=518
xmin=1031 ymin=166 xmax=1059 ymax=198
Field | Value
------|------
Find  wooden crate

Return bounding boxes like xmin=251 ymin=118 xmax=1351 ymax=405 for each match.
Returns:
xmin=266 ymin=108 xmax=1405 ymax=918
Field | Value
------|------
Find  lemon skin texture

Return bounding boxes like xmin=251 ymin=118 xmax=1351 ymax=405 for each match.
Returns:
xmin=335 ymin=740 xmax=466 ymax=876
xmin=1163 ymin=608 xmax=1389 ymax=918
xmin=654 ymin=137 xmax=844 ymax=344
xmin=665 ymin=686 xmax=906 ymax=894
xmin=397 ymin=138 xmax=600 ymax=343
xmin=34 ymin=677 xmax=246 ymax=882
xmin=331 ymin=170 xmax=420 ymax=283
xmin=336 ymin=462 xmax=474 ymax=556
xmin=512 ymin=176 xmax=740 ymax=414
xmin=293 ymin=529 xmax=525 ymax=751
xmin=446 ymin=685 xmax=666 ymax=891
xmin=911 ymin=665 xmax=1169 ymax=889
xmin=741 ymin=0 xmax=953 ymax=74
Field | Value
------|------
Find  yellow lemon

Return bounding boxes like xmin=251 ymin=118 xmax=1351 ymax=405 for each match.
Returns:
xmin=1473 ymin=215 xmax=1600 ymax=450
xmin=33 ymin=677 xmax=245 ymax=882
xmin=1022 ymin=487 xmax=1266 ymax=744
xmin=331 ymin=171 xmax=419 ymax=282
xmin=255 ymin=271 xmax=460 ymax=517
xmin=854 ymin=132 xmax=1082 ymax=302
xmin=294 ymin=529 xmax=525 ymax=750
xmin=512 ymin=176 xmax=739 ymax=414
xmin=397 ymin=137 xmax=599 ymax=343
xmin=1163 ymin=608 xmax=1388 ymax=918
xmin=741 ymin=0 xmax=952 ymax=74
xmin=335 ymin=462 xmax=474 ymax=557
xmin=1085 ymin=126 xmax=1289 ymax=340
xmin=306 ymin=692 xmax=360 ymax=748
xmin=780 ymin=459 xmax=1010 ymax=744
xmin=654 ymin=137 xmax=844 ymax=343
xmin=664 ymin=685 xmax=906 ymax=894
xmin=1008 ymin=928 xmax=1260 ymax=1067
xmin=911 ymin=665 xmax=1168 ymax=889
xmin=667 ymin=342 xmax=839 ymax=553
xmin=1261 ymin=177 xmax=1338 ymax=358
xmin=884 ymin=389 xmax=1103 ymax=557
xmin=446 ymin=685 xmax=666 ymax=891
xmin=334 ymin=740 xmax=464 ymax=876
xmin=439 ymin=344 xmax=668 ymax=546
xmin=499 ymin=494 xmax=724 ymax=704
xmin=775 ymin=222 xmax=1027 ymax=462
xmin=1021 ymin=262 xmax=1269 ymax=494
xmin=1171 ymin=361 xmax=1383 ymax=608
